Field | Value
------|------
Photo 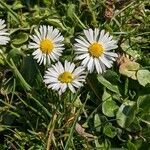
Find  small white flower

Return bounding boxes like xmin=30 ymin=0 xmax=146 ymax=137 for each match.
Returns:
xmin=0 ymin=19 xmax=10 ymax=45
xmin=74 ymin=28 xmax=118 ymax=74
xmin=44 ymin=61 xmax=86 ymax=95
xmin=29 ymin=25 xmax=64 ymax=65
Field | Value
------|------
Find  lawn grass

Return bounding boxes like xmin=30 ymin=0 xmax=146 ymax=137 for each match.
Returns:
xmin=0 ymin=0 xmax=150 ymax=149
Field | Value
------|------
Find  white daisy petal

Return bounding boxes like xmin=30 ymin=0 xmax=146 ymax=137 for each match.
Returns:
xmin=29 ymin=42 xmax=39 ymax=49
xmin=34 ymin=29 xmax=41 ymax=40
xmin=64 ymin=60 xmax=70 ymax=71
xmin=94 ymin=58 xmax=102 ymax=74
xmin=87 ymin=57 xmax=94 ymax=73
xmin=43 ymin=56 xmax=47 ymax=65
xmin=0 ymin=19 xmax=10 ymax=45
xmin=100 ymin=55 xmax=112 ymax=68
xmin=47 ymin=26 xmax=53 ymax=38
xmin=51 ymin=28 xmax=59 ymax=40
xmin=76 ymin=53 xmax=89 ymax=60
xmin=53 ymin=35 xmax=64 ymax=43
xmin=73 ymin=67 xmax=85 ymax=77
xmin=61 ymin=83 xmax=67 ymax=93
xmin=104 ymin=52 xmax=118 ymax=57
xmin=101 ymin=32 xmax=109 ymax=43
xmin=43 ymin=25 xmax=47 ymax=39
xmin=57 ymin=61 xmax=64 ymax=73
xmin=30 ymin=35 xmax=40 ymax=44
xmin=39 ymin=26 xmax=44 ymax=39
xmin=78 ymin=36 xmax=90 ymax=46
xmin=39 ymin=55 xmax=44 ymax=65
xmin=68 ymin=83 xmax=76 ymax=93
xmin=99 ymin=59 xmax=106 ymax=72
xmin=68 ymin=63 xmax=75 ymax=73
xmin=88 ymin=28 xmax=94 ymax=42
xmin=108 ymin=35 xmax=113 ymax=42
xmin=98 ymin=30 xmax=105 ymax=42
xmin=81 ymin=55 xmax=90 ymax=67
xmin=94 ymin=28 xmax=99 ymax=41
xmin=84 ymin=29 xmax=93 ymax=43
xmin=75 ymin=39 xmax=89 ymax=47
xmin=29 ymin=25 xmax=64 ymax=65
xmin=32 ymin=49 xmax=41 ymax=56
xmin=72 ymin=80 xmax=83 ymax=88
xmin=51 ymin=83 xmax=60 ymax=91
xmin=75 ymin=47 xmax=88 ymax=54
xmin=105 ymin=45 xmax=118 ymax=51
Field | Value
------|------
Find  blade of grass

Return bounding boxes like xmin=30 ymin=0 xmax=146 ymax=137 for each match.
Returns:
xmin=10 ymin=59 xmax=31 ymax=91
xmin=73 ymin=12 xmax=86 ymax=29
xmin=28 ymin=94 xmax=51 ymax=118
xmin=0 ymin=99 xmax=16 ymax=110
xmin=46 ymin=113 xmax=57 ymax=150
xmin=16 ymin=93 xmax=45 ymax=119
xmin=0 ymin=0 xmax=20 ymax=23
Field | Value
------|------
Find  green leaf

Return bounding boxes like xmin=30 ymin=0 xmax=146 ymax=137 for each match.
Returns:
xmin=12 ymin=32 xmax=29 ymax=45
xmin=102 ymin=89 xmax=111 ymax=101
xmin=116 ymin=100 xmax=137 ymax=128
xmin=121 ymin=41 xmax=141 ymax=60
xmin=127 ymin=117 xmax=141 ymax=132
xmin=127 ymin=141 xmax=137 ymax=150
xmin=139 ymin=114 xmax=150 ymax=125
xmin=137 ymin=70 xmax=150 ymax=86
xmin=97 ymin=75 xmax=120 ymax=94
xmin=137 ymin=94 xmax=150 ymax=113
xmin=103 ymin=123 xmax=117 ymax=138
xmin=102 ymin=100 xmax=119 ymax=117
xmin=137 ymin=95 xmax=150 ymax=125
xmin=12 ymin=1 xmax=24 ymax=10
xmin=43 ymin=0 xmax=53 ymax=5
xmin=0 ymin=53 xmax=5 ymax=65
xmin=7 ymin=48 xmax=23 ymax=64
xmin=94 ymin=114 xmax=101 ymax=132
xmin=21 ymin=56 xmax=38 ymax=83
xmin=119 ymin=61 xmax=140 ymax=80
xmin=94 ymin=139 xmax=110 ymax=149
xmin=67 ymin=3 xmax=76 ymax=19
xmin=0 ymin=144 xmax=6 ymax=149
xmin=104 ymin=70 xmax=121 ymax=84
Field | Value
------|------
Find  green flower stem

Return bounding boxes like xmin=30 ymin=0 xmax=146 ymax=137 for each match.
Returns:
xmin=73 ymin=13 xmax=86 ymax=29
xmin=64 ymin=97 xmax=88 ymax=150
xmin=86 ymin=75 xmax=101 ymax=100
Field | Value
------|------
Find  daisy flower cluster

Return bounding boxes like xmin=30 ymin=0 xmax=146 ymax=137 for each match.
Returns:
xmin=29 ymin=26 xmax=118 ymax=94
xmin=0 ymin=19 xmax=118 ymax=95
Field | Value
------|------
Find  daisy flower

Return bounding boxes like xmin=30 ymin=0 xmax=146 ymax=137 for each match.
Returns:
xmin=29 ymin=25 xmax=64 ymax=65
xmin=0 ymin=19 xmax=10 ymax=45
xmin=44 ymin=61 xmax=86 ymax=95
xmin=74 ymin=28 xmax=118 ymax=74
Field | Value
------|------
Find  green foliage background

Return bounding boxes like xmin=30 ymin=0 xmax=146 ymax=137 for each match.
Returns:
xmin=0 ymin=0 xmax=150 ymax=149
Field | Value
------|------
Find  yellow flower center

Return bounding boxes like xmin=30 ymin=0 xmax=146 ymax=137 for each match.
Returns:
xmin=88 ymin=42 xmax=104 ymax=58
xmin=58 ymin=72 xmax=74 ymax=83
xmin=40 ymin=39 xmax=54 ymax=54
